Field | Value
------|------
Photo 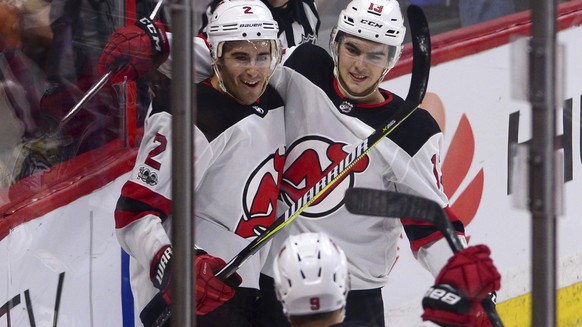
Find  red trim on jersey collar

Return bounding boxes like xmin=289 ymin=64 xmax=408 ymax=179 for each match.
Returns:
xmin=198 ymin=32 xmax=210 ymax=49
xmin=333 ymin=78 xmax=395 ymax=109
xmin=202 ymin=79 xmax=213 ymax=87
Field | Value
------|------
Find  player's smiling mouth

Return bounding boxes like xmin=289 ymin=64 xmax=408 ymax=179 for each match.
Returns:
xmin=350 ymin=72 xmax=367 ymax=81
xmin=242 ymin=79 xmax=260 ymax=87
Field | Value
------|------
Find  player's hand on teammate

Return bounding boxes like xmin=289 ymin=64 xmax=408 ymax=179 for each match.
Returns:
xmin=195 ymin=251 xmax=242 ymax=315
xmin=150 ymin=245 xmax=241 ymax=315
xmin=98 ymin=17 xmax=169 ymax=84
xmin=421 ymin=244 xmax=501 ymax=326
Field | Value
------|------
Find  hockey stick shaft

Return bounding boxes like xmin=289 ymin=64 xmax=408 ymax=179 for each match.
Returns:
xmin=344 ymin=188 xmax=504 ymax=327
xmin=58 ymin=0 xmax=165 ymax=129
xmin=214 ymin=4 xmax=431 ymax=281
xmin=152 ymin=6 xmax=430 ymax=327
xmin=59 ymin=70 xmax=115 ymax=128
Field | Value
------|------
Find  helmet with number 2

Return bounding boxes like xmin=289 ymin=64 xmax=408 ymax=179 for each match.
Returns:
xmin=273 ymin=232 xmax=349 ymax=316
xmin=207 ymin=0 xmax=281 ymax=72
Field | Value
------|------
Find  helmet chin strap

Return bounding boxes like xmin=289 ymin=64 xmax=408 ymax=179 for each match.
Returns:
xmin=212 ymin=64 xmax=240 ymax=101
xmin=329 ymin=28 xmax=396 ymax=102
xmin=210 ymin=40 xmax=280 ymax=105
xmin=334 ymin=65 xmax=390 ymax=101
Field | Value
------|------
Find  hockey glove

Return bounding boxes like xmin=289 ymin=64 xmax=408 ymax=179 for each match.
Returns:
xmin=195 ymin=250 xmax=242 ymax=315
xmin=98 ymin=17 xmax=169 ymax=84
xmin=150 ymin=245 xmax=173 ymax=305
xmin=422 ymin=244 xmax=501 ymax=327
xmin=150 ymin=246 xmax=241 ymax=315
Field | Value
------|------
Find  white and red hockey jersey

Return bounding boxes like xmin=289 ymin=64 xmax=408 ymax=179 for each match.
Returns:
xmin=263 ymin=43 xmax=466 ymax=291
xmin=114 ymin=80 xmax=286 ymax=313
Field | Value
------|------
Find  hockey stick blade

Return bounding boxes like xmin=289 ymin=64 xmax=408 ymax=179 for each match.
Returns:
xmin=344 ymin=188 xmax=504 ymax=327
xmin=344 ymin=188 xmax=463 ymax=252
xmin=215 ymin=4 xmax=431 ymax=281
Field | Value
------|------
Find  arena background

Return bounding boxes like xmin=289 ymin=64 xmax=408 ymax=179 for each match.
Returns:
xmin=1 ymin=1 xmax=582 ymax=326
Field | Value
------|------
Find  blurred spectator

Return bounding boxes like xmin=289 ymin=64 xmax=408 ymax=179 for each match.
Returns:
xmin=1 ymin=0 xmax=124 ymax=188
xmin=401 ymin=0 xmax=459 ymax=40
xmin=41 ymin=0 xmax=119 ymax=155
xmin=0 ymin=79 xmax=26 ymax=189
xmin=405 ymin=0 xmax=517 ymax=36
xmin=458 ymin=0 xmax=515 ymax=27
xmin=0 ymin=0 xmax=49 ymax=187
xmin=0 ymin=1 xmax=47 ymax=140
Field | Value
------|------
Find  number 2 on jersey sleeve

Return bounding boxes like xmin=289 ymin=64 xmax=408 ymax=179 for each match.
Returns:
xmin=145 ymin=132 xmax=167 ymax=170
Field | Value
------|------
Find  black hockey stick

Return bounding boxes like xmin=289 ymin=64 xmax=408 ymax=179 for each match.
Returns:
xmin=214 ymin=4 xmax=431 ymax=280
xmin=153 ymin=5 xmax=430 ymax=326
xmin=343 ymin=188 xmax=504 ymax=327
xmin=344 ymin=188 xmax=463 ymax=251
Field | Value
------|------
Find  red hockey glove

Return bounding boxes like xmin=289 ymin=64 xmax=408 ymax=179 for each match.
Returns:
xmin=422 ymin=245 xmax=501 ymax=327
xmin=435 ymin=245 xmax=501 ymax=300
xmin=195 ymin=250 xmax=242 ymax=315
xmin=98 ymin=17 xmax=169 ymax=84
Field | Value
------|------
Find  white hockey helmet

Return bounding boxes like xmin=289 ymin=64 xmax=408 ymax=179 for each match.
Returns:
xmin=335 ymin=0 xmax=405 ymax=48
xmin=330 ymin=0 xmax=406 ymax=95
xmin=207 ymin=0 xmax=281 ymax=67
xmin=206 ymin=0 xmax=282 ymax=103
xmin=273 ymin=232 xmax=349 ymax=316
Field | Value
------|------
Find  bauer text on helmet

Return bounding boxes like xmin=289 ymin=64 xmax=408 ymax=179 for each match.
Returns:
xmin=207 ymin=0 xmax=280 ymax=50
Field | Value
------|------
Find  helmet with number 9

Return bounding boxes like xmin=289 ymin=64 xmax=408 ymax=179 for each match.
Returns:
xmin=273 ymin=232 xmax=349 ymax=316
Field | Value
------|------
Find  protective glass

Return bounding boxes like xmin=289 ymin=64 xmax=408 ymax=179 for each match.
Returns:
xmin=216 ymin=40 xmax=281 ymax=71
xmin=336 ymin=38 xmax=399 ymax=70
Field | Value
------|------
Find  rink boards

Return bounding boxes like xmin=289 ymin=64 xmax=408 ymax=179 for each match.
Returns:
xmin=2 ymin=4 xmax=582 ymax=327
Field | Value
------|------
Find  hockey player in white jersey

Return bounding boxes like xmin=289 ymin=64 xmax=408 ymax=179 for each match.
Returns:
xmin=259 ymin=0 xmax=476 ymax=325
xmin=272 ymin=232 xmax=501 ymax=327
xmin=99 ymin=0 xmax=494 ymax=325
xmin=112 ymin=1 xmax=285 ymax=326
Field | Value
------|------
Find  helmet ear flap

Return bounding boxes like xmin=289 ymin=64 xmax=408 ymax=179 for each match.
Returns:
xmin=329 ymin=28 xmax=348 ymax=67
xmin=269 ymin=39 xmax=283 ymax=72
xmin=209 ymin=42 xmax=221 ymax=61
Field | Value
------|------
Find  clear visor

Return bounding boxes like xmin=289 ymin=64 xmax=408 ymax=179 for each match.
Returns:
xmin=331 ymin=31 xmax=401 ymax=70
xmin=215 ymin=39 xmax=281 ymax=71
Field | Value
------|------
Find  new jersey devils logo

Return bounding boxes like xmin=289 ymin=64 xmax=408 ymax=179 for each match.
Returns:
xmin=235 ymin=148 xmax=286 ymax=239
xmin=281 ymin=136 xmax=369 ymax=218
